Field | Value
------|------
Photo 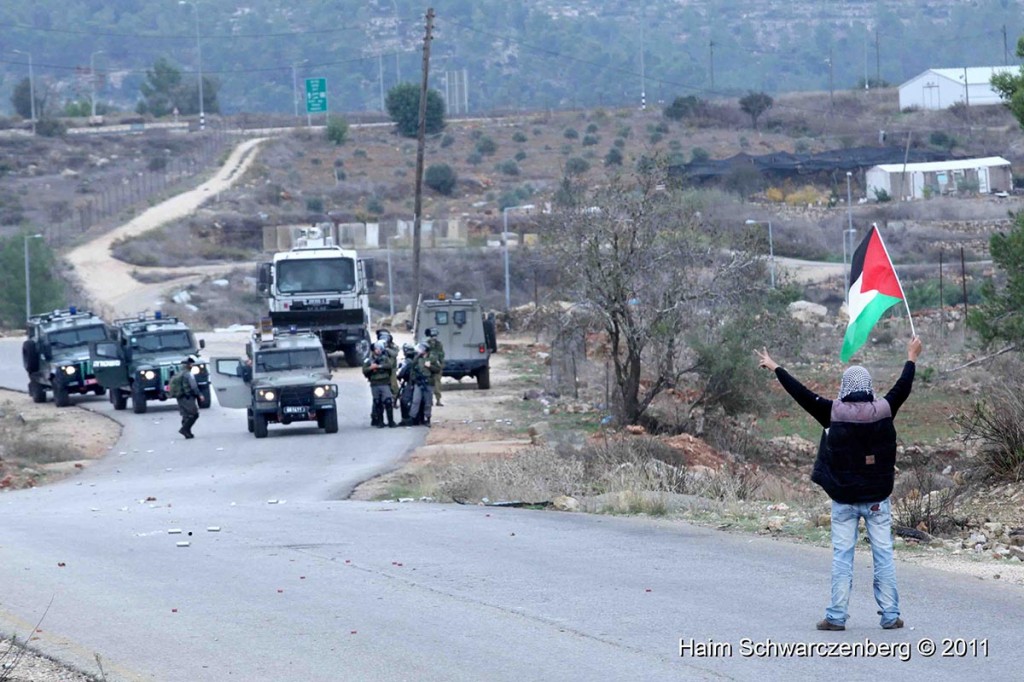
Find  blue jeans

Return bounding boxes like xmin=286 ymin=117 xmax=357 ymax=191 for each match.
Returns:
xmin=825 ymin=499 xmax=900 ymax=627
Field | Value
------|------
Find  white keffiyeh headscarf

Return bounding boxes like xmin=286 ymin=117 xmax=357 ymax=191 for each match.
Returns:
xmin=838 ymin=365 xmax=873 ymax=400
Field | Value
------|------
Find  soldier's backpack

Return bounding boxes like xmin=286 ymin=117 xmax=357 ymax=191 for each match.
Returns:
xmin=168 ymin=372 xmax=186 ymax=399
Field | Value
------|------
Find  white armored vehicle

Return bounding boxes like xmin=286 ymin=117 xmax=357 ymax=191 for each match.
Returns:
xmin=414 ymin=293 xmax=497 ymax=389
xmin=211 ymin=326 xmax=339 ymax=438
xmin=257 ymin=226 xmax=372 ymax=367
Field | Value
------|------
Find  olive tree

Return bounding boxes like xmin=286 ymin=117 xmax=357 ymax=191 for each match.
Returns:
xmin=542 ymin=167 xmax=770 ymax=425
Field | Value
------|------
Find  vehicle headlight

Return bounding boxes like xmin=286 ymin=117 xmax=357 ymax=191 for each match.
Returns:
xmin=62 ymin=365 xmax=77 ymax=375
xmin=259 ymin=389 xmax=276 ymax=401
xmin=314 ymin=386 xmax=326 ymax=398
xmin=141 ymin=370 xmax=156 ymax=380
xmin=191 ymin=364 xmax=205 ymax=375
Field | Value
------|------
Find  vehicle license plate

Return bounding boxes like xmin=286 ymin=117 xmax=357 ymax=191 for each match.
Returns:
xmin=283 ymin=406 xmax=307 ymax=414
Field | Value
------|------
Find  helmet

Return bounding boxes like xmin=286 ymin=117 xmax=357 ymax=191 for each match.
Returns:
xmin=372 ymin=341 xmax=386 ymax=354
xmin=415 ymin=342 xmax=428 ymax=355
xmin=375 ymin=329 xmax=392 ymax=342
xmin=402 ymin=343 xmax=415 ymax=356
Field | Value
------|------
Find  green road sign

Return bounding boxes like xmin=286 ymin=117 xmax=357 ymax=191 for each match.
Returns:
xmin=305 ymin=78 xmax=327 ymax=114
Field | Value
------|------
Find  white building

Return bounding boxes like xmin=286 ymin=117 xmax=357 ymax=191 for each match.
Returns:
xmin=866 ymin=157 xmax=1013 ymax=201
xmin=898 ymin=67 xmax=1017 ymax=111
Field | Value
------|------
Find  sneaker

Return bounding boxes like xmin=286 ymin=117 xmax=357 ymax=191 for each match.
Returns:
xmin=881 ymin=618 xmax=904 ymax=630
xmin=816 ymin=619 xmax=845 ymax=631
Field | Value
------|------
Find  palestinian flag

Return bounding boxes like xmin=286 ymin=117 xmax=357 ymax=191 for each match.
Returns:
xmin=841 ymin=224 xmax=906 ymax=362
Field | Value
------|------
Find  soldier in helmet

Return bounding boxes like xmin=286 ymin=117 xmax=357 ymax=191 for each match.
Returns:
xmin=396 ymin=342 xmax=417 ymax=423
xmin=402 ymin=342 xmax=434 ymax=427
xmin=362 ymin=340 xmax=397 ymax=428
xmin=425 ymin=327 xmax=445 ymax=407
xmin=376 ymin=328 xmax=400 ymax=401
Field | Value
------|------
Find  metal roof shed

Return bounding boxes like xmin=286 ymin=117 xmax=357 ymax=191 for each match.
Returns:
xmin=865 ymin=156 xmax=1012 ymax=201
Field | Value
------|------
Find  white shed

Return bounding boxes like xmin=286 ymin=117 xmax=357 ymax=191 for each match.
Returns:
xmin=865 ymin=157 xmax=1013 ymax=201
xmin=898 ymin=67 xmax=1016 ymax=111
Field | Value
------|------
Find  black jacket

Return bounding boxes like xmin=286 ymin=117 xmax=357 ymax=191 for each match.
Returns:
xmin=774 ymin=361 xmax=916 ymax=504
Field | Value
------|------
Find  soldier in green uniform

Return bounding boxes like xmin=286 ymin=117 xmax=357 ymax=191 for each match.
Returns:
xmin=403 ymin=342 xmax=434 ymax=427
xmin=377 ymin=329 xmax=400 ymax=400
xmin=425 ymin=327 xmax=445 ymax=407
xmin=362 ymin=341 xmax=397 ymax=428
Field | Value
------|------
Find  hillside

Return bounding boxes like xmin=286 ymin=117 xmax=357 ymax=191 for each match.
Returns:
xmin=2 ymin=0 xmax=1024 ymax=118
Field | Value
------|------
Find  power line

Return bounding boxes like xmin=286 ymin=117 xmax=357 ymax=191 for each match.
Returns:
xmin=0 ymin=19 xmax=364 ymax=40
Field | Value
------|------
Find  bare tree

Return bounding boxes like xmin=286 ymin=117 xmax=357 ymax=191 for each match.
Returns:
xmin=543 ymin=167 xmax=765 ymax=425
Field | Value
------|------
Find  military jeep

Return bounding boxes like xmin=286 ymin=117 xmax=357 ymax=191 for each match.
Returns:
xmin=22 ymin=307 xmax=111 ymax=407
xmin=413 ymin=293 xmax=497 ymax=389
xmin=211 ymin=327 xmax=339 ymax=438
xmin=89 ymin=312 xmax=209 ymax=414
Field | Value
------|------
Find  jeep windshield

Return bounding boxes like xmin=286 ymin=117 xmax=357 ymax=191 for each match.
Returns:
xmin=132 ymin=331 xmax=195 ymax=353
xmin=277 ymin=258 xmax=355 ymax=294
xmin=255 ymin=349 xmax=326 ymax=373
xmin=47 ymin=325 xmax=108 ymax=348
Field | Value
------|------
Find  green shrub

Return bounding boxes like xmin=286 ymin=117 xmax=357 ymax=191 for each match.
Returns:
xmin=585 ymin=123 xmax=599 ymax=134
xmin=425 ymin=163 xmax=458 ymax=195
xmin=514 ymin=150 xmax=527 ymax=162
xmin=564 ymin=127 xmax=579 ymax=139
xmin=326 ymin=115 xmax=349 ymax=145
xmin=441 ymin=133 xmax=456 ymax=148
xmin=476 ymin=136 xmax=498 ymax=156
xmin=147 ymin=156 xmax=168 ymax=172
xmin=306 ymin=197 xmax=324 ymax=212
xmin=466 ymin=152 xmax=483 ymax=165
xmin=565 ymin=157 xmax=589 ymax=175
xmin=604 ymin=147 xmax=623 ymax=166
xmin=691 ymin=147 xmax=710 ymax=163
xmin=649 ymin=132 xmax=663 ymax=144
xmin=36 ymin=119 xmax=66 ymax=138
xmin=367 ymin=197 xmax=384 ymax=214
xmin=497 ymin=160 xmax=520 ymax=176
xmin=582 ymin=134 xmax=599 ymax=146
xmin=512 ymin=131 xmax=528 ymax=143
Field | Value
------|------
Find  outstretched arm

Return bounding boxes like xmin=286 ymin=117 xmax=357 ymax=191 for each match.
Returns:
xmin=755 ymin=347 xmax=832 ymax=428
xmin=885 ymin=336 xmax=922 ymax=417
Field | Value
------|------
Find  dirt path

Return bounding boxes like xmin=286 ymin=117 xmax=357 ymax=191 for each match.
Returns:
xmin=64 ymin=136 xmax=269 ymax=319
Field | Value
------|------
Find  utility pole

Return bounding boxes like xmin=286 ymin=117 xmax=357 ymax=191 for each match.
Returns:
xmin=378 ymin=53 xmax=386 ymax=111
xmin=412 ymin=7 xmax=434 ymax=322
xmin=1004 ymin=24 xmax=1009 ymax=65
xmin=639 ymin=9 xmax=646 ymax=110
xmin=709 ymin=39 xmax=715 ymax=90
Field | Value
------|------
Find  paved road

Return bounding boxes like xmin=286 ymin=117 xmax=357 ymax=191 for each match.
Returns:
xmin=3 ymin=337 xmax=1024 ymax=680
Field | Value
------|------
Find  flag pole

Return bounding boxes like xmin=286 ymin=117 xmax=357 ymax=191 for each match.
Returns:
xmin=871 ymin=222 xmax=916 ymax=338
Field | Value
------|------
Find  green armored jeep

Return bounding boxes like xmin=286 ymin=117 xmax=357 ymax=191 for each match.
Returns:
xmin=22 ymin=307 xmax=111 ymax=406
xmin=211 ymin=327 xmax=339 ymax=438
xmin=88 ymin=312 xmax=210 ymax=414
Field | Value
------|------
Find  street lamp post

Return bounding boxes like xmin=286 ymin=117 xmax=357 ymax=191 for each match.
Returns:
xmin=845 ymin=171 xmax=855 ymax=303
xmin=179 ymin=1 xmax=204 ymax=130
xmin=390 ymin=0 xmax=401 ymax=83
xmin=24 ymin=233 xmax=43 ymax=321
xmin=291 ymin=59 xmax=308 ymax=121
xmin=12 ymin=50 xmax=36 ymax=135
xmin=90 ymin=49 xmax=105 ymax=119
xmin=502 ymin=204 xmax=535 ymax=310
xmin=745 ymin=219 xmax=775 ymax=288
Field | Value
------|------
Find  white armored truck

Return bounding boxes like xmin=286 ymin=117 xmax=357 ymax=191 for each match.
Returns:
xmin=257 ymin=226 xmax=372 ymax=367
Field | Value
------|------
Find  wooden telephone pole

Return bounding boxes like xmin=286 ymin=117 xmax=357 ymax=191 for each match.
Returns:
xmin=412 ymin=8 xmax=435 ymax=322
